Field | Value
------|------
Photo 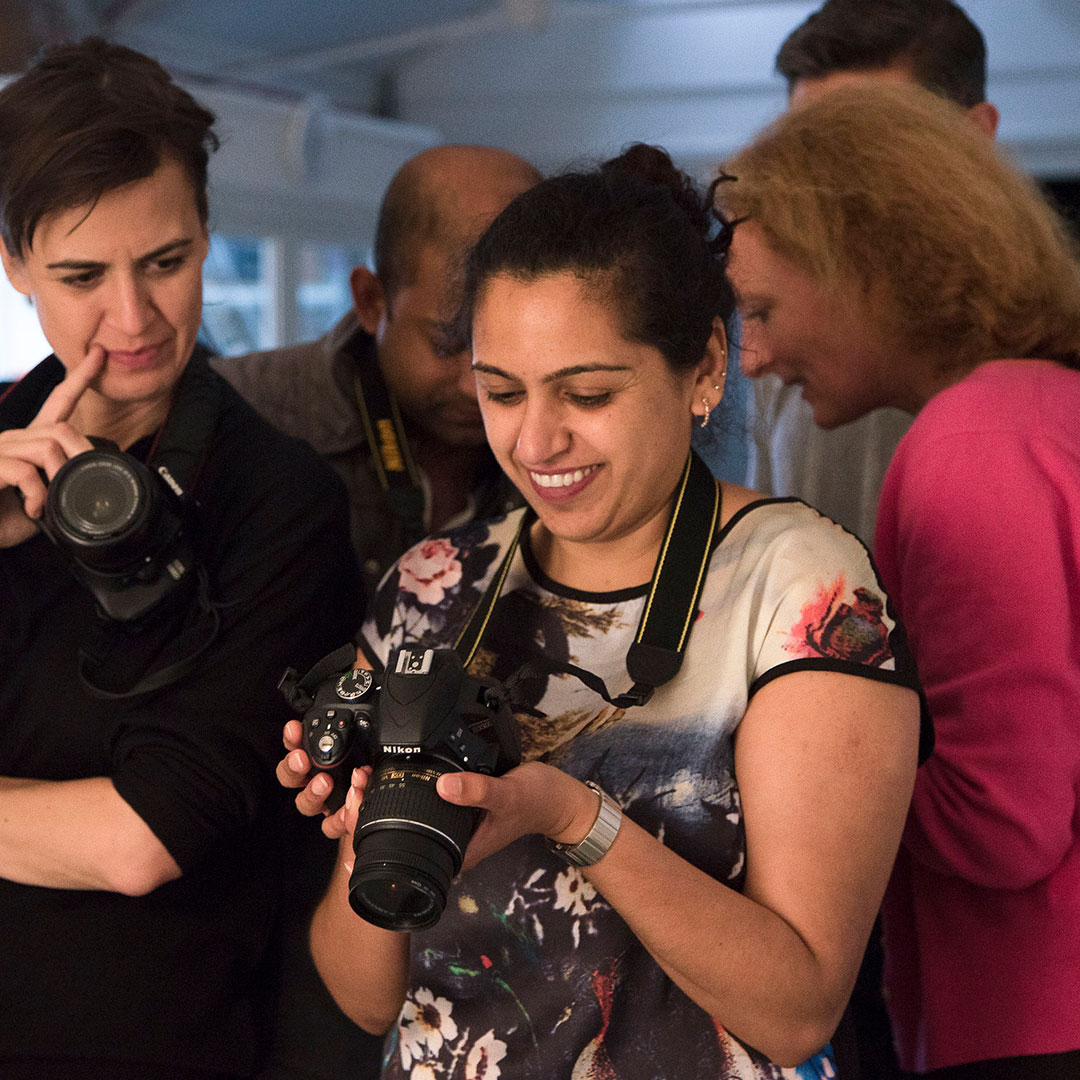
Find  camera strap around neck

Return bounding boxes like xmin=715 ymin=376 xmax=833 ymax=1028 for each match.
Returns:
xmin=352 ymin=350 xmax=426 ymax=544
xmin=453 ymin=450 xmax=720 ymax=710
xmin=79 ymin=347 xmax=225 ymax=698
xmin=145 ymin=345 xmax=223 ymax=496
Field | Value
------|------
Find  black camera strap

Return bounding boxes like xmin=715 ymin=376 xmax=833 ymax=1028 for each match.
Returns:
xmin=279 ymin=641 xmax=360 ymax=711
xmin=78 ymin=566 xmax=221 ymax=698
xmin=145 ymin=345 xmax=223 ymax=497
xmin=454 ymin=450 xmax=720 ymax=710
xmin=352 ymin=357 xmax=426 ymax=545
xmin=78 ymin=347 xmax=226 ymax=698
xmin=0 ymin=355 xmax=67 ymax=427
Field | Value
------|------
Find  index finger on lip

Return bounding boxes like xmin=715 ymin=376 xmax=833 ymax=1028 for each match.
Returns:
xmin=32 ymin=345 xmax=106 ymax=428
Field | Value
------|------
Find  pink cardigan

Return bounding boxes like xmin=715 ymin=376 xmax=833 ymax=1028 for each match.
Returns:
xmin=876 ymin=360 xmax=1080 ymax=1072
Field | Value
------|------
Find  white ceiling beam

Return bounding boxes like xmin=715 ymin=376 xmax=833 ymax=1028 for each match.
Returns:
xmin=231 ymin=2 xmax=518 ymax=79
xmin=226 ymin=0 xmax=806 ymax=80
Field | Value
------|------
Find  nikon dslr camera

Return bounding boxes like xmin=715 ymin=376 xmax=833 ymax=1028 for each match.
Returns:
xmin=280 ymin=647 xmax=521 ymax=931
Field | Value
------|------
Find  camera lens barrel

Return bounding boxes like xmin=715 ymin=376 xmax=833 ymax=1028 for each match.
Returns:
xmin=348 ymin=758 xmax=479 ymax=931
xmin=44 ymin=448 xmax=177 ymax=573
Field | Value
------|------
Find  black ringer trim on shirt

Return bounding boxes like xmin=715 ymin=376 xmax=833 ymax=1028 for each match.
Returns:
xmin=714 ymin=495 xmax=804 ymax=547
xmin=519 ymin=526 xmax=652 ymax=604
xmin=750 ymin=657 xmax=921 ymax=699
xmin=751 ymin=657 xmax=933 ymax=764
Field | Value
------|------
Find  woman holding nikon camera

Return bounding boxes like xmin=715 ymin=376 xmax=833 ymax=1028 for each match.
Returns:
xmin=280 ymin=145 xmax=925 ymax=1079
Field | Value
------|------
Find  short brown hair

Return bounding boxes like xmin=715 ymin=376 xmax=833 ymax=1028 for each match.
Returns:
xmin=776 ymin=0 xmax=987 ymax=108
xmin=0 ymin=37 xmax=218 ymax=255
xmin=717 ymin=82 xmax=1080 ymax=375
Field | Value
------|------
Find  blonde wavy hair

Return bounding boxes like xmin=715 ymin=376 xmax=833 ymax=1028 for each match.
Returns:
xmin=717 ymin=81 xmax=1080 ymax=375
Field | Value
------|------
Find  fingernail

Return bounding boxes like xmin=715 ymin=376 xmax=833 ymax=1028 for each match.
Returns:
xmin=289 ymin=750 xmax=306 ymax=772
xmin=352 ymin=768 xmax=364 ymax=786
xmin=440 ymin=774 xmax=462 ymax=798
xmin=311 ymin=773 xmax=330 ymax=795
xmin=345 ymin=785 xmax=358 ymax=811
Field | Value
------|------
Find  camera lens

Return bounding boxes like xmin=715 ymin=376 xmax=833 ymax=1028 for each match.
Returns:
xmin=349 ymin=831 xmax=451 ymax=928
xmin=57 ymin=454 xmax=143 ymax=539
xmin=348 ymin=759 xmax=478 ymax=931
xmin=45 ymin=448 xmax=172 ymax=573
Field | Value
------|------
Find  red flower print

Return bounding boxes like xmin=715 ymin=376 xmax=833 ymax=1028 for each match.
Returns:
xmin=784 ymin=574 xmax=893 ymax=665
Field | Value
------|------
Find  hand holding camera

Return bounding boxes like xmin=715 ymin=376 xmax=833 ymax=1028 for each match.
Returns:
xmin=280 ymin=646 xmax=522 ymax=931
xmin=0 ymin=346 xmax=101 ymax=548
xmin=2 ymin=346 xmax=202 ymax=625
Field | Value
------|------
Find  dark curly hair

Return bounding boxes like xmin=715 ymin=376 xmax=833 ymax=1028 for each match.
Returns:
xmin=452 ymin=143 xmax=736 ymax=373
xmin=0 ymin=37 xmax=218 ymax=255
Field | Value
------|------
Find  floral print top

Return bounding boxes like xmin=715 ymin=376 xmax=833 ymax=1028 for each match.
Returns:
xmin=359 ymin=497 xmax=920 ymax=1080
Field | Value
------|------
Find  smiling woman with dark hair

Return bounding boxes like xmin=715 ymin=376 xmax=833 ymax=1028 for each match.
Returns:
xmin=279 ymin=143 xmax=924 ymax=1080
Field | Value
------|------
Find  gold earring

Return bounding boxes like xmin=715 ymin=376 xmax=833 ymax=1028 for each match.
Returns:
xmin=700 ymin=396 xmax=712 ymax=429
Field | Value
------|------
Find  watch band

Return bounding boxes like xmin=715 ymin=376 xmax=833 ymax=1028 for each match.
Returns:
xmin=548 ymin=781 xmax=622 ymax=867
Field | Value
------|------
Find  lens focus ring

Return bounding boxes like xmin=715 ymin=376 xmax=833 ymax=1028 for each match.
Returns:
xmin=54 ymin=453 xmax=144 ymax=541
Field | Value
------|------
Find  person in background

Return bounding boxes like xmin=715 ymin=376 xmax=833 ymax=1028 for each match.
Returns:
xmin=215 ymin=145 xmax=540 ymax=599
xmin=0 ymin=38 xmax=359 ymax=1079
xmin=748 ymin=0 xmax=999 ymax=544
xmin=217 ymin=143 xmax=539 ymax=1080
xmin=279 ymin=144 xmax=923 ymax=1080
xmin=720 ymin=81 xmax=1080 ymax=1079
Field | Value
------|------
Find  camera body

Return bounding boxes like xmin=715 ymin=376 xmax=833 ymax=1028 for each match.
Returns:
xmin=282 ymin=646 xmax=521 ymax=931
xmin=295 ymin=665 xmax=378 ymax=810
xmin=40 ymin=441 xmax=194 ymax=623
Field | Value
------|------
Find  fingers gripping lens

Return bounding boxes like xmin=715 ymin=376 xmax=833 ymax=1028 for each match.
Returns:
xmin=281 ymin=647 xmax=522 ymax=931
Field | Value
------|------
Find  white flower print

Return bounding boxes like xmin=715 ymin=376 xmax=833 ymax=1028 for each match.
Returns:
xmin=399 ymin=987 xmax=459 ymax=1069
xmin=552 ymin=867 xmax=598 ymax=919
xmin=465 ymin=1029 xmax=508 ymax=1080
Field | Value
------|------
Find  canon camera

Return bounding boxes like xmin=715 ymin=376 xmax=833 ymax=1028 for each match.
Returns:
xmin=39 ymin=440 xmax=194 ymax=623
xmin=279 ymin=646 xmax=521 ymax=932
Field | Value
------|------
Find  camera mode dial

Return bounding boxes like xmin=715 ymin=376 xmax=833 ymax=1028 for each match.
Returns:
xmin=336 ymin=669 xmax=373 ymax=700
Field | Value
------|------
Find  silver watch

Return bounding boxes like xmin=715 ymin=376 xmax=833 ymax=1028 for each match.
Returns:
xmin=548 ymin=781 xmax=623 ymax=867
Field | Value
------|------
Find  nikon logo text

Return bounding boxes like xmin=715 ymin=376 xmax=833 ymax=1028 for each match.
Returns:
xmin=385 ymin=745 xmax=421 ymax=755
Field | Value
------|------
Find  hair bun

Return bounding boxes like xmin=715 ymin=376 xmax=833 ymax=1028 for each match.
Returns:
xmin=602 ymin=143 xmax=707 ymax=230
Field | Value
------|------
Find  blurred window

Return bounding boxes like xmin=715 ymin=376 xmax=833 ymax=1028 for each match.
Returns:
xmin=0 ymin=277 xmax=51 ymax=382
xmin=296 ymin=241 xmax=368 ymax=341
xmin=201 ymin=233 xmax=277 ymax=357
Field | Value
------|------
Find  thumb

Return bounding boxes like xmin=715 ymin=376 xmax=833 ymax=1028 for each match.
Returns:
xmin=437 ymin=770 xmax=493 ymax=807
